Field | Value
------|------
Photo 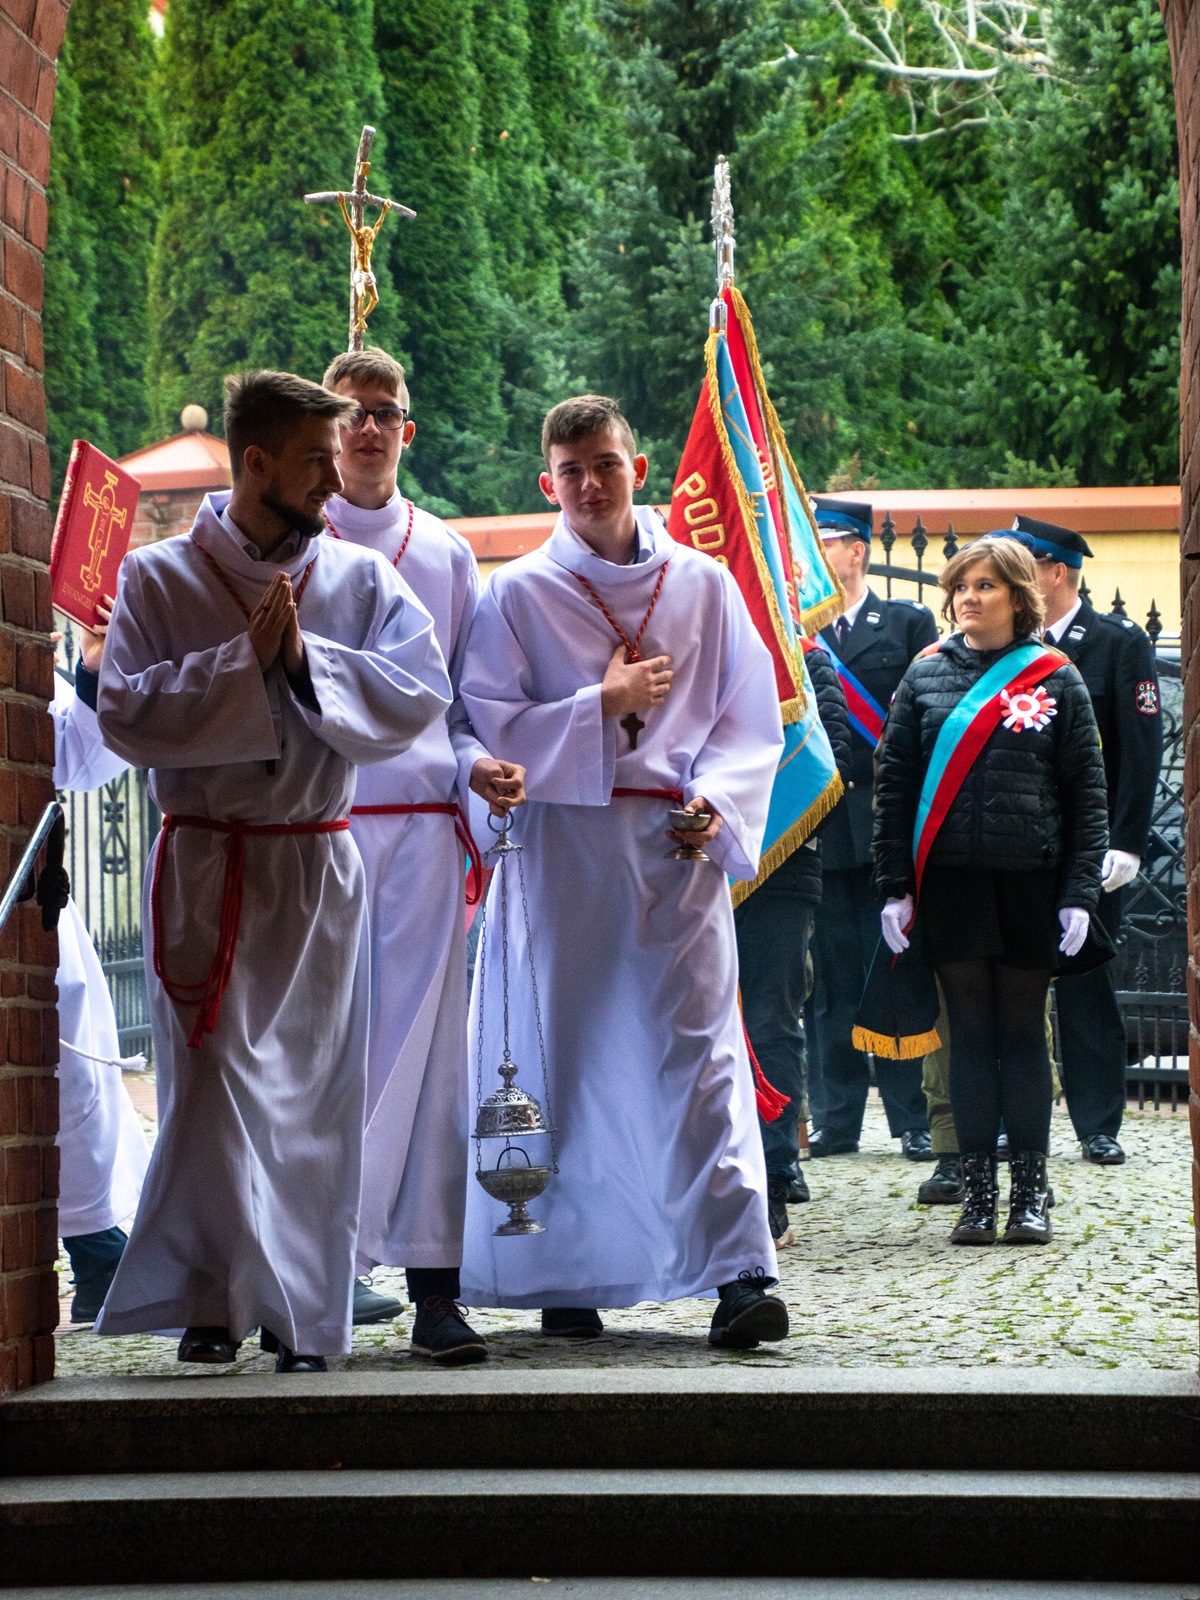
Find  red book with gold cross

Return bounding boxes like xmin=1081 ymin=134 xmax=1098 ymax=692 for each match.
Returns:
xmin=49 ymin=440 xmax=141 ymax=629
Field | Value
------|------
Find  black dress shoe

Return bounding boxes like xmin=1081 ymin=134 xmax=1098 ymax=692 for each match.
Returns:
xmin=917 ymin=1154 xmax=964 ymax=1205
xmin=708 ymin=1269 xmax=789 ymax=1349
xmin=1081 ymin=1133 xmax=1126 ymax=1165
xmin=353 ymin=1277 xmax=405 ymax=1325
xmin=900 ymin=1128 xmax=934 ymax=1161
xmin=541 ymin=1307 xmax=604 ymax=1338
xmin=767 ymin=1185 xmax=794 ymax=1249
xmin=177 ymin=1326 xmax=240 ymax=1364
xmin=260 ymin=1328 xmax=327 ymax=1372
xmin=784 ymin=1168 xmax=810 ymax=1204
xmin=411 ymin=1297 xmax=488 ymax=1365
xmin=808 ymin=1128 xmax=858 ymax=1158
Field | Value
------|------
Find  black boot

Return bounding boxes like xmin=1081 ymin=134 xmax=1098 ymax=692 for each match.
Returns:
xmin=917 ymin=1154 xmax=964 ymax=1206
xmin=767 ymin=1183 xmax=794 ymax=1248
xmin=949 ymin=1151 xmax=999 ymax=1245
xmin=1004 ymin=1150 xmax=1053 ymax=1244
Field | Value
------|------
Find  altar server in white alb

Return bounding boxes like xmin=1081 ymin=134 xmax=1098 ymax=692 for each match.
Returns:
xmin=459 ymin=394 xmax=789 ymax=1349
xmin=94 ymin=371 xmax=451 ymax=1373
xmin=321 ymin=346 xmax=526 ymax=1365
xmin=52 ymin=606 xmax=150 ymax=1324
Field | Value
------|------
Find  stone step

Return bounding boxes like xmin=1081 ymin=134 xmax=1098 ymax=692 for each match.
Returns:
xmin=1 ymin=1582 xmax=1197 ymax=1600
xmin=4 ymin=1368 xmax=1198 ymax=1478
xmin=1 ymin=1467 xmax=1197 ymax=1587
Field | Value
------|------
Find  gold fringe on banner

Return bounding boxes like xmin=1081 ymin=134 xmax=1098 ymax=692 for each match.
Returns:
xmin=851 ymin=1025 xmax=942 ymax=1061
xmin=729 ymin=288 xmax=845 ymax=638
xmin=729 ymin=770 xmax=844 ymax=909
xmin=703 ymin=328 xmax=807 ymax=722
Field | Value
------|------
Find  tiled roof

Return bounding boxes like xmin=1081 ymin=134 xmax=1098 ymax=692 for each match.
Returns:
xmin=118 ymin=431 xmax=231 ymax=492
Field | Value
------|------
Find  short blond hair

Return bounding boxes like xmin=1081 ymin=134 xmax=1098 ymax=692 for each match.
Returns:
xmin=322 ymin=347 xmax=410 ymax=405
xmin=541 ymin=394 xmax=636 ymax=467
xmin=939 ymin=536 xmax=1045 ymax=640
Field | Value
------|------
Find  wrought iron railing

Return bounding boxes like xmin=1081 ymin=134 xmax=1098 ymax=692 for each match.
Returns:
xmin=872 ymin=516 xmax=1188 ymax=1110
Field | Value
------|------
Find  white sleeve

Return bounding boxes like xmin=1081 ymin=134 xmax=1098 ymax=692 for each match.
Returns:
xmin=459 ymin=583 xmax=616 ymax=806
xmin=97 ymin=557 xmax=281 ymax=770
xmin=52 ymin=676 xmax=129 ymax=793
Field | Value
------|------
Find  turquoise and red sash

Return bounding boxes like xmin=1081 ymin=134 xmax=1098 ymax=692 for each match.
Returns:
xmin=911 ymin=639 xmax=1063 ymax=895
xmin=814 ymin=636 xmax=887 ymax=747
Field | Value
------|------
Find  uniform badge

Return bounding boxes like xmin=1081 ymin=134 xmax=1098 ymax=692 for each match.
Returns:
xmin=1001 ymin=685 xmax=1057 ymax=732
xmin=1068 ymin=626 xmax=1085 ymax=642
xmin=1135 ymin=681 xmax=1159 ymax=715
xmin=867 ymin=612 xmax=881 ymax=625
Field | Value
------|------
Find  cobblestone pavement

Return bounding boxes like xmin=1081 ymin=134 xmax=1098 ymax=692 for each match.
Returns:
xmin=54 ymin=1094 xmax=1197 ymax=1376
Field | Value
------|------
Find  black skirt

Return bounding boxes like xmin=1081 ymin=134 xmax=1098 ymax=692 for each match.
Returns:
xmin=919 ymin=866 xmax=1062 ymax=971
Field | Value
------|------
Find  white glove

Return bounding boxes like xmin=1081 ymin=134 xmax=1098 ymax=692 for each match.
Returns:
xmin=1058 ymin=907 xmax=1089 ymax=958
xmin=881 ymin=895 xmax=914 ymax=955
xmin=1101 ymin=849 xmax=1140 ymax=893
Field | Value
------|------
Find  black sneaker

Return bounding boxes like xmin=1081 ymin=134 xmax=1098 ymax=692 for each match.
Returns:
xmin=411 ymin=1297 xmax=488 ymax=1366
xmin=353 ymin=1277 xmax=405 ymax=1325
xmin=541 ymin=1307 xmax=604 ymax=1338
xmin=917 ymin=1154 xmax=964 ymax=1205
xmin=708 ymin=1269 xmax=789 ymax=1350
xmin=900 ymin=1129 xmax=935 ymax=1162
xmin=767 ymin=1186 xmax=794 ymax=1249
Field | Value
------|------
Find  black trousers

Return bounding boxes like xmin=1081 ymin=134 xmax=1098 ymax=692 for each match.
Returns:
xmin=733 ymin=885 xmax=814 ymax=1184
xmin=1054 ymin=886 xmax=1128 ymax=1140
xmin=808 ymin=866 xmax=928 ymax=1143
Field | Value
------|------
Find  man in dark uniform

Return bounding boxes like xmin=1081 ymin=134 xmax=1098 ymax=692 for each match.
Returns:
xmin=734 ymin=639 xmax=850 ymax=1246
xmin=1010 ymin=515 xmax=1163 ymax=1165
xmin=805 ymin=498 xmax=938 ymax=1159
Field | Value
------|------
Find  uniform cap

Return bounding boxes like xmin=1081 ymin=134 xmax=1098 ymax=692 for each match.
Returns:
xmin=1008 ymin=515 xmax=1093 ymax=570
xmin=812 ymin=497 xmax=873 ymax=543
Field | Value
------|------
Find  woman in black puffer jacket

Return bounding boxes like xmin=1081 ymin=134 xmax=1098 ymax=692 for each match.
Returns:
xmin=872 ymin=537 xmax=1107 ymax=1246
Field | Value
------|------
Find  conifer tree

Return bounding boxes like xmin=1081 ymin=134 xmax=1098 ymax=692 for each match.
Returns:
xmin=43 ymin=37 xmax=106 ymax=489
xmin=374 ymin=0 xmax=506 ymax=512
xmin=146 ymin=0 xmax=395 ymax=436
xmin=67 ymin=0 xmax=161 ymax=457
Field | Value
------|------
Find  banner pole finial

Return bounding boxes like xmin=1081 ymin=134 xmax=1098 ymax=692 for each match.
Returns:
xmin=710 ymin=155 xmax=734 ymax=332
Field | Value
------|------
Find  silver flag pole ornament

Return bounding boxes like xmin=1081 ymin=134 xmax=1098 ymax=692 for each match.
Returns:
xmin=710 ymin=155 xmax=735 ymax=333
xmin=472 ymin=811 xmax=558 ymax=1235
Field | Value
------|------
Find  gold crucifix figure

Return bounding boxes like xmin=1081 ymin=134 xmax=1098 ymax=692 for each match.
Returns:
xmin=305 ymin=125 xmax=416 ymax=352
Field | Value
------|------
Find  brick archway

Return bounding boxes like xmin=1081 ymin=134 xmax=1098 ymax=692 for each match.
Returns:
xmin=0 ymin=0 xmax=1197 ymax=1395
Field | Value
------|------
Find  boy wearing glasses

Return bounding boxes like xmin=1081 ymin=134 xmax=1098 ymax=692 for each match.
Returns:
xmin=321 ymin=349 xmax=525 ymax=1364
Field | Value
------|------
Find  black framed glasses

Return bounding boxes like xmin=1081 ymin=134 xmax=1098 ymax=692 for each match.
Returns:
xmin=343 ymin=404 xmax=409 ymax=432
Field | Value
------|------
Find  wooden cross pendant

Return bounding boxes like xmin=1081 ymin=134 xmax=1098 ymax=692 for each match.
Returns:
xmin=621 ymin=711 xmax=646 ymax=749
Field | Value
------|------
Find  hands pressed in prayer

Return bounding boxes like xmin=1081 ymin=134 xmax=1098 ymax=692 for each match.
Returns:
xmin=599 ymin=643 xmax=674 ymax=721
xmin=470 ymin=758 xmax=527 ymax=817
xmin=666 ymin=794 xmax=724 ymax=849
xmin=249 ymin=574 xmax=303 ymax=674
xmin=78 ymin=594 xmax=115 ymax=673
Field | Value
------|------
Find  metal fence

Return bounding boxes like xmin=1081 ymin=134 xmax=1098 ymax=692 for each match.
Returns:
xmin=55 ymin=625 xmax=158 ymax=1065
xmin=872 ymin=515 xmax=1188 ymax=1111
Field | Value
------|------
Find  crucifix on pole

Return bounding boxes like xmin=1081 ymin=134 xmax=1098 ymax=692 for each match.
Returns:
xmin=305 ymin=125 xmax=416 ymax=352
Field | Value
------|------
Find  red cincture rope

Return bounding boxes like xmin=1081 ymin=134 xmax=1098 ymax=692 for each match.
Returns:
xmin=195 ymin=545 xmax=317 ymax=618
xmin=152 ymin=815 xmax=351 ymax=1050
xmin=349 ymin=802 xmax=484 ymax=905
xmin=611 ymin=787 xmax=685 ymax=803
xmin=571 ymin=561 xmax=669 ymax=662
xmin=324 ymin=499 xmax=415 ymax=568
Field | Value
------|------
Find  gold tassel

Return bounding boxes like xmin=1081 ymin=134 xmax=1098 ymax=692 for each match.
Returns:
xmin=729 ymin=772 xmax=844 ymax=908
xmin=850 ymin=1026 xmax=942 ymax=1061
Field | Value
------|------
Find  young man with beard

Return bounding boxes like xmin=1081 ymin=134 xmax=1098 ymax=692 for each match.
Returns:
xmin=457 ymin=395 xmax=788 ymax=1350
xmin=321 ymin=347 xmax=525 ymax=1365
xmin=95 ymin=371 xmax=451 ymax=1372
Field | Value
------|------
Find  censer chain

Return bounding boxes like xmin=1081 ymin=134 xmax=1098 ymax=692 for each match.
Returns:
xmin=514 ymin=839 xmax=558 ymax=1174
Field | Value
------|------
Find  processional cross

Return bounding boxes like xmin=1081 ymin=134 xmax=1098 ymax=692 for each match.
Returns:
xmin=305 ymin=126 xmax=416 ymax=352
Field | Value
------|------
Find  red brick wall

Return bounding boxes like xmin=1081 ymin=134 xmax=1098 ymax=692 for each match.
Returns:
xmin=0 ymin=0 xmax=68 ymax=1398
xmin=1161 ymin=0 xmax=1200 ymax=1330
